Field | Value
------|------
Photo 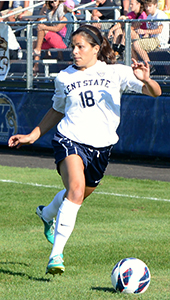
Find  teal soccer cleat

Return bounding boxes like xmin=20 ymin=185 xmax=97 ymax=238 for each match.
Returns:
xmin=36 ymin=205 xmax=55 ymax=244
xmin=46 ymin=254 xmax=65 ymax=276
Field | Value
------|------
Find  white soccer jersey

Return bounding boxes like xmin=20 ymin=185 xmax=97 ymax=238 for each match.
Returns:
xmin=52 ymin=61 xmax=143 ymax=148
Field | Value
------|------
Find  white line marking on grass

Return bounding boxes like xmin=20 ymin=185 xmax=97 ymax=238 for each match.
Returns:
xmin=0 ymin=179 xmax=60 ymax=189
xmin=94 ymin=191 xmax=170 ymax=202
xmin=1 ymin=179 xmax=170 ymax=202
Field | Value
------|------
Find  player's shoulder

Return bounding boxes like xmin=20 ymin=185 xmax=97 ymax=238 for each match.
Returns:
xmin=110 ymin=63 xmax=135 ymax=83
xmin=54 ymin=62 xmax=132 ymax=83
xmin=55 ymin=65 xmax=77 ymax=83
xmin=95 ymin=61 xmax=133 ymax=79
xmin=95 ymin=60 xmax=131 ymax=71
xmin=110 ymin=62 xmax=132 ymax=73
xmin=59 ymin=64 xmax=77 ymax=75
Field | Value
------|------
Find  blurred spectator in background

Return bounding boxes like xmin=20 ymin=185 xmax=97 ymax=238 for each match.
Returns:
xmin=132 ymin=0 xmax=169 ymax=72
xmin=108 ymin=0 xmax=147 ymax=58
xmin=158 ymin=0 xmax=170 ymax=11
xmin=0 ymin=18 xmax=21 ymax=60
xmin=122 ymin=0 xmax=130 ymax=15
xmin=33 ymin=0 xmax=75 ymax=74
xmin=7 ymin=25 xmax=22 ymax=60
xmin=0 ymin=1 xmax=9 ymax=12
xmin=92 ymin=0 xmax=121 ymax=26
xmin=0 ymin=1 xmax=34 ymax=21
xmin=91 ymin=0 xmax=130 ymax=26
xmin=72 ymin=0 xmax=81 ymax=5
xmin=33 ymin=0 xmax=46 ymax=15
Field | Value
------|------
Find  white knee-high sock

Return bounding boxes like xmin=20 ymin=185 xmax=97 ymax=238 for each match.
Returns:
xmin=50 ymin=198 xmax=81 ymax=258
xmin=42 ymin=189 xmax=66 ymax=222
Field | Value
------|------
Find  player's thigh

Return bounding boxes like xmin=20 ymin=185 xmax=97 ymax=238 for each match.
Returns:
xmin=60 ymin=155 xmax=97 ymax=200
xmin=59 ymin=154 xmax=86 ymax=203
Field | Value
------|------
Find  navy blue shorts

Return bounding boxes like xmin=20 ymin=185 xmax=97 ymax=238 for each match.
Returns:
xmin=52 ymin=130 xmax=112 ymax=187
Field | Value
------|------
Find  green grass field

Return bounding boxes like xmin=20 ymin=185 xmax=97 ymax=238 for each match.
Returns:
xmin=0 ymin=165 xmax=170 ymax=300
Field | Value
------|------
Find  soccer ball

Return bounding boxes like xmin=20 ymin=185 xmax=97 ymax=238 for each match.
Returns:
xmin=111 ymin=257 xmax=151 ymax=294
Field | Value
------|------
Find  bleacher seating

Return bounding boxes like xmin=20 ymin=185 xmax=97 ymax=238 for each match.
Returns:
xmin=1 ymin=1 xmax=170 ymax=89
xmin=148 ymin=48 xmax=170 ymax=76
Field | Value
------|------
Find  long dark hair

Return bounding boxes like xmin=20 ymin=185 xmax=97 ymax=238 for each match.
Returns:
xmin=136 ymin=0 xmax=145 ymax=18
xmin=72 ymin=25 xmax=116 ymax=65
xmin=46 ymin=1 xmax=53 ymax=9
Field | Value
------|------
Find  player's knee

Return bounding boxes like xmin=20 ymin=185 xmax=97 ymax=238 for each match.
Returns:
xmin=67 ymin=184 xmax=85 ymax=204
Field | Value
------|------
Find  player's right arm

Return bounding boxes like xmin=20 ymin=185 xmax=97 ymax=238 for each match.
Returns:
xmin=8 ymin=108 xmax=64 ymax=149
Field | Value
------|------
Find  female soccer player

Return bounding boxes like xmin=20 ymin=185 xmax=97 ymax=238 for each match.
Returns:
xmin=8 ymin=25 xmax=161 ymax=276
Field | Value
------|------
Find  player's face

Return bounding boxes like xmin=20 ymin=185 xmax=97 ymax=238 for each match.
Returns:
xmin=71 ymin=34 xmax=100 ymax=71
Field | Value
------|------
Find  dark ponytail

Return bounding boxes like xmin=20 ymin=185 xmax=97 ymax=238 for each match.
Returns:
xmin=72 ymin=25 xmax=116 ymax=65
xmin=98 ymin=36 xmax=116 ymax=64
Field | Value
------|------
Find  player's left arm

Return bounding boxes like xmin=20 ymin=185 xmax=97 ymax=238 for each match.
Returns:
xmin=131 ymin=59 xmax=162 ymax=97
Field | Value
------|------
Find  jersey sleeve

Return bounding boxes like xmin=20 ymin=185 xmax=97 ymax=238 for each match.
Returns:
xmin=52 ymin=75 xmax=66 ymax=114
xmin=118 ymin=65 xmax=143 ymax=94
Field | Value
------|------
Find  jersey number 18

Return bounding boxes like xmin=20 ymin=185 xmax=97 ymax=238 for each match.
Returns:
xmin=79 ymin=91 xmax=95 ymax=108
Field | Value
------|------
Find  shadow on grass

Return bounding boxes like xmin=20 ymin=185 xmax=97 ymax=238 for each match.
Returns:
xmin=0 ymin=261 xmax=51 ymax=282
xmin=91 ymin=286 xmax=116 ymax=293
xmin=0 ymin=268 xmax=51 ymax=282
xmin=0 ymin=261 xmax=30 ymax=267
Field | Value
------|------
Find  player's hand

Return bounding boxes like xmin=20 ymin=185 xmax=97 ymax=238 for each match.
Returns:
xmin=8 ymin=134 xmax=33 ymax=149
xmin=131 ymin=59 xmax=150 ymax=83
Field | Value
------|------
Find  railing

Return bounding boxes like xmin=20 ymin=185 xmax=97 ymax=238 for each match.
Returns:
xmin=1 ymin=1 xmax=45 ymax=21
xmin=1 ymin=18 xmax=170 ymax=89
xmin=75 ymin=5 xmax=122 ymax=21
